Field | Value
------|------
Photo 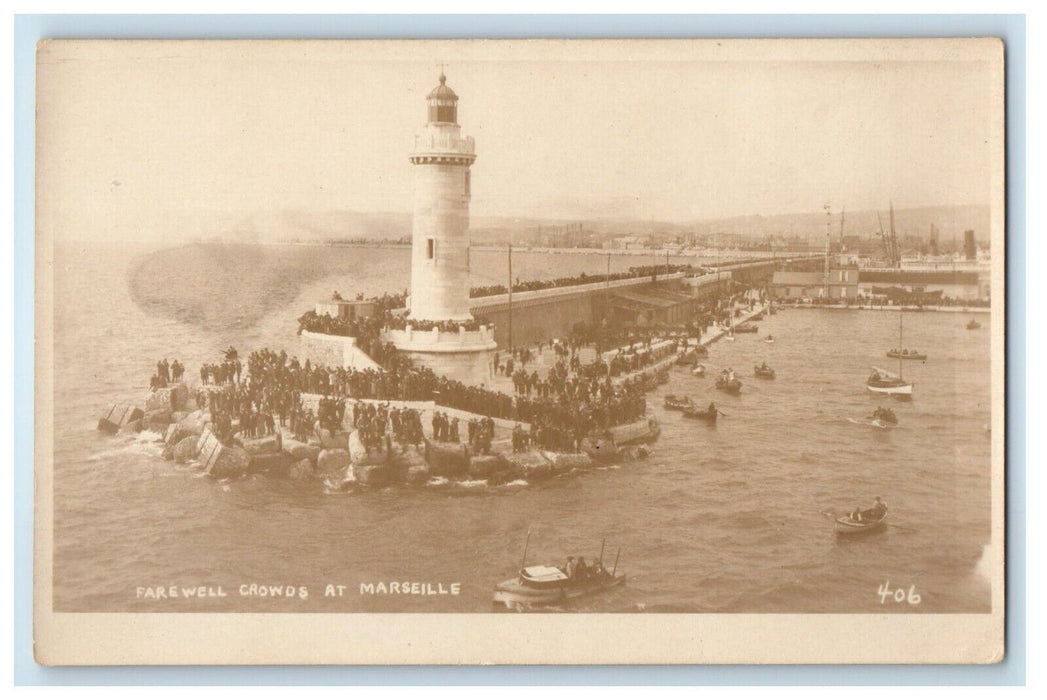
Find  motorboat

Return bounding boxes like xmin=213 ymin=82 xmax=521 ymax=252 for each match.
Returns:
xmin=754 ymin=364 xmax=775 ymax=379
xmin=493 ymin=536 xmax=625 ymax=608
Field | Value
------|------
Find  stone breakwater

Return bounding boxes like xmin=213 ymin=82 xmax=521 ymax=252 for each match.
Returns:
xmin=97 ymin=382 xmax=651 ymax=489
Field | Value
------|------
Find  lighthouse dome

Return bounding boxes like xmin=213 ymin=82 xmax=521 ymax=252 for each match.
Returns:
xmin=426 ymin=72 xmax=459 ymax=124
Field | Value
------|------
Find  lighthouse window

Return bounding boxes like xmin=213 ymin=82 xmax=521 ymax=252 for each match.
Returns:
xmin=427 ymin=238 xmax=435 ymax=260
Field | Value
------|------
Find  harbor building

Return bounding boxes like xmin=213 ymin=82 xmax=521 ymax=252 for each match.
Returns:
xmin=381 ymin=73 xmax=497 ymax=382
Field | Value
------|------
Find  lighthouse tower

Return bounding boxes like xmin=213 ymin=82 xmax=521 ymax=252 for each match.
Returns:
xmin=408 ymin=72 xmax=477 ymax=321
xmin=385 ymin=72 xmax=496 ymax=382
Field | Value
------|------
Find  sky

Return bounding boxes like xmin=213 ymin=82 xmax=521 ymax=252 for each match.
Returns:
xmin=36 ymin=40 xmax=1000 ymax=241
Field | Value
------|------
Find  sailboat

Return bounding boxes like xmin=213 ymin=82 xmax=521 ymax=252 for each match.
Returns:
xmin=886 ymin=313 xmax=927 ymax=360
xmin=867 ymin=313 xmax=914 ymax=398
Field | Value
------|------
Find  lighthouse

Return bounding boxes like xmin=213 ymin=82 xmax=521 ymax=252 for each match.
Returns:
xmin=408 ymin=72 xmax=477 ymax=321
xmin=384 ymin=72 xmax=496 ymax=382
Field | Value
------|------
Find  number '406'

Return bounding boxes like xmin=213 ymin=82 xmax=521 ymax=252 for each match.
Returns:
xmin=878 ymin=581 xmax=921 ymax=605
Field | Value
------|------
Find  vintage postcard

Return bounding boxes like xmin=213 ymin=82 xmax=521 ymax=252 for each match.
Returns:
xmin=34 ymin=38 xmax=1005 ymax=665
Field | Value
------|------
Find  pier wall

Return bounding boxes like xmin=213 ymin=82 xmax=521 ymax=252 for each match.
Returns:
xmin=299 ymin=331 xmax=382 ymax=371
xmin=470 ymin=272 xmax=705 ymax=348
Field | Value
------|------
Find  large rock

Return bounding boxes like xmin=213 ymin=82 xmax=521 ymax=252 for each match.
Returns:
xmin=247 ymin=451 xmax=291 ymax=475
xmin=405 ymin=464 xmax=431 ymax=485
xmin=242 ymin=435 xmax=280 ymax=456
xmin=318 ymin=429 xmax=349 ymax=450
xmin=144 ymin=407 xmax=172 ymax=425
xmin=172 ymin=435 xmax=199 ymax=464
xmin=542 ymin=451 xmax=593 ymax=475
xmin=468 ymin=454 xmax=505 ymax=479
xmin=165 ymin=423 xmax=201 ymax=447
xmin=288 ymin=458 xmax=315 ymax=481
xmin=172 ymin=410 xmax=209 ymax=438
xmin=144 ymin=383 xmax=189 ymax=413
xmin=425 ymin=440 xmax=469 ymax=477
xmin=505 ymin=451 xmax=553 ymax=481
xmin=207 ymin=445 xmax=251 ymax=479
xmin=316 ymin=448 xmax=351 ymax=474
xmin=282 ymin=439 xmax=313 ymax=462
xmin=353 ymin=462 xmax=406 ymax=487
xmin=347 ymin=430 xmax=368 ymax=464
xmin=98 ymin=405 xmax=144 ymax=434
xmin=119 ymin=419 xmax=143 ymax=435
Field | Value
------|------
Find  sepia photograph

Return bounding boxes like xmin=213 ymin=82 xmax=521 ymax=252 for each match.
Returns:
xmin=33 ymin=37 xmax=1006 ymax=665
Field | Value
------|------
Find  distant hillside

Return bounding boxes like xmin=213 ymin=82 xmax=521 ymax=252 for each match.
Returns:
xmin=202 ymin=204 xmax=990 ymax=246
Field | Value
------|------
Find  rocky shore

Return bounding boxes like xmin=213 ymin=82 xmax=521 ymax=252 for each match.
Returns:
xmin=97 ymin=381 xmax=652 ymax=490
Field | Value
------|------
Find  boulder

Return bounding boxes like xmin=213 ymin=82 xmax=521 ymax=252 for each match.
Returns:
xmin=144 ymin=407 xmax=172 ymax=425
xmin=165 ymin=424 xmax=200 ymax=447
xmin=317 ymin=448 xmax=351 ymax=474
xmin=282 ymin=439 xmax=313 ymax=462
xmin=542 ymin=451 xmax=593 ymax=474
xmin=144 ymin=383 xmax=189 ymax=413
xmin=171 ymin=411 xmax=190 ymax=423
xmin=488 ymin=469 xmax=521 ymax=486
xmin=119 ymin=419 xmax=143 ymax=435
xmin=175 ymin=409 xmax=209 ymax=435
xmin=425 ymin=439 xmax=470 ymax=477
xmin=247 ymin=451 xmax=291 ymax=475
xmin=162 ymin=443 xmax=177 ymax=461
xmin=405 ymin=464 xmax=431 ymax=485
xmin=172 ymin=435 xmax=199 ymax=464
xmin=242 ymin=435 xmax=280 ymax=456
xmin=505 ymin=451 xmax=554 ymax=481
xmin=353 ymin=462 xmax=405 ymax=487
xmin=98 ymin=405 xmax=144 ymax=434
xmin=468 ymin=454 xmax=505 ymax=479
xmin=207 ymin=445 xmax=251 ymax=479
xmin=318 ymin=429 xmax=349 ymax=450
xmin=347 ymin=430 xmax=368 ymax=463
xmin=287 ymin=458 xmax=315 ymax=481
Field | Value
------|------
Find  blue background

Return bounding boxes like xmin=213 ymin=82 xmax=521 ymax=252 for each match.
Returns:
xmin=13 ymin=13 xmax=1026 ymax=685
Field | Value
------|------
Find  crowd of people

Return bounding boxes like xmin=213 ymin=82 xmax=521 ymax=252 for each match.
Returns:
xmin=160 ymin=274 xmax=761 ymax=455
xmin=149 ymin=358 xmax=185 ymax=390
xmin=469 ymin=263 xmax=700 ymax=298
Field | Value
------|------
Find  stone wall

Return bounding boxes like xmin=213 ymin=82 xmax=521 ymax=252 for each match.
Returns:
xmin=298 ymin=331 xmax=381 ymax=371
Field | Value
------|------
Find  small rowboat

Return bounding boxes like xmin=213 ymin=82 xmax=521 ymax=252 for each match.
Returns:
xmin=834 ymin=512 xmax=887 ymax=536
xmin=715 ymin=376 xmax=742 ymax=395
xmin=886 ymin=349 xmax=927 ymax=361
xmin=683 ymin=406 xmax=718 ymax=423
xmin=734 ymin=322 xmax=759 ymax=334
xmin=676 ymin=349 xmax=698 ymax=366
xmin=664 ymin=394 xmax=695 ymax=412
xmin=754 ymin=365 xmax=775 ymax=379
xmin=493 ymin=564 xmax=625 ymax=608
xmin=967 ymin=320 xmax=982 ymax=330
xmin=691 ymin=363 xmax=706 ymax=377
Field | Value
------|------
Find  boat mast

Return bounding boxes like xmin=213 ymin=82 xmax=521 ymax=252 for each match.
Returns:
xmin=519 ymin=529 xmax=530 ymax=573
xmin=898 ymin=312 xmax=904 ymax=379
xmin=507 ymin=242 xmax=513 ymax=351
